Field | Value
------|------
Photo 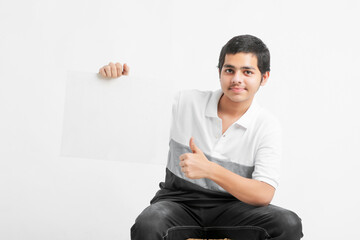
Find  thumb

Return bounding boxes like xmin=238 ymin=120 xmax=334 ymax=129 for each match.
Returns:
xmin=123 ymin=63 xmax=130 ymax=75
xmin=189 ymin=137 xmax=201 ymax=154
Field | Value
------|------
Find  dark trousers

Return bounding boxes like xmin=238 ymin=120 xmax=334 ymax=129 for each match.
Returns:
xmin=131 ymin=200 xmax=303 ymax=240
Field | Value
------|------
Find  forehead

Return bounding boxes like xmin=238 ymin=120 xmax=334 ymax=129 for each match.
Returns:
xmin=223 ymin=53 xmax=259 ymax=71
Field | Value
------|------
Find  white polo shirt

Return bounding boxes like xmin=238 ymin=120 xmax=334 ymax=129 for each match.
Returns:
xmin=164 ymin=89 xmax=282 ymax=195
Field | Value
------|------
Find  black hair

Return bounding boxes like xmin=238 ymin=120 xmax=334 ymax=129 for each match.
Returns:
xmin=218 ymin=35 xmax=270 ymax=75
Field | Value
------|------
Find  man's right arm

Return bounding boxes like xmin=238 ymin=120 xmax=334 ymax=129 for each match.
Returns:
xmin=99 ymin=62 xmax=130 ymax=78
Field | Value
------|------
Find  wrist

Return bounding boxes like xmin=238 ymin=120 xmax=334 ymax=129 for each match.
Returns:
xmin=207 ymin=161 xmax=218 ymax=180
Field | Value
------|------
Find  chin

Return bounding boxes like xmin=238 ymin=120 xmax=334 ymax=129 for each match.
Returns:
xmin=226 ymin=95 xmax=247 ymax=103
xmin=224 ymin=92 xmax=245 ymax=101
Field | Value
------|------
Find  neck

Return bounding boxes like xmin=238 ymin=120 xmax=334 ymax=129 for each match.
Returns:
xmin=217 ymin=94 xmax=253 ymax=118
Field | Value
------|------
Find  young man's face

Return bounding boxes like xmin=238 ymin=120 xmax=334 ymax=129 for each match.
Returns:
xmin=219 ymin=52 xmax=269 ymax=105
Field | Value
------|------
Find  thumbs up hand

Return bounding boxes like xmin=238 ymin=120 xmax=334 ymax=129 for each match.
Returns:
xmin=179 ymin=137 xmax=215 ymax=179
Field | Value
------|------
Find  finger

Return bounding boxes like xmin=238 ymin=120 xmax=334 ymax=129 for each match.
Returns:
xmin=99 ymin=67 xmax=106 ymax=77
xmin=109 ymin=62 xmax=117 ymax=78
xmin=123 ymin=63 xmax=130 ymax=75
xmin=104 ymin=65 xmax=112 ymax=78
xmin=115 ymin=62 xmax=123 ymax=77
xmin=179 ymin=154 xmax=186 ymax=161
xmin=180 ymin=153 xmax=191 ymax=161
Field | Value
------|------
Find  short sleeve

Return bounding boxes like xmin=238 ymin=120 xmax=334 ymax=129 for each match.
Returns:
xmin=252 ymin=117 xmax=282 ymax=189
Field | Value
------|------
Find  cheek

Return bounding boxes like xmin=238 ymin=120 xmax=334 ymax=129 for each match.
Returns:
xmin=220 ymin=75 xmax=230 ymax=84
xmin=245 ymin=76 xmax=260 ymax=85
xmin=219 ymin=79 xmax=229 ymax=89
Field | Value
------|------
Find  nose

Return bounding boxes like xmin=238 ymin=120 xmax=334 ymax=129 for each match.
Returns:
xmin=231 ymin=71 xmax=243 ymax=84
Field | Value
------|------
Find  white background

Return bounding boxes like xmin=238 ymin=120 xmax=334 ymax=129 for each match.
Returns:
xmin=1 ymin=0 xmax=360 ymax=239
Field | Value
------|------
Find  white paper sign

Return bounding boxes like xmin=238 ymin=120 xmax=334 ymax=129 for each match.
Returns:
xmin=60 ymin=71 xmax=174 ymax=164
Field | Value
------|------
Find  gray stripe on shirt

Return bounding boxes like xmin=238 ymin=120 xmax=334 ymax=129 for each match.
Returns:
xmin=167 ymin=138 xmax=254 ymax=192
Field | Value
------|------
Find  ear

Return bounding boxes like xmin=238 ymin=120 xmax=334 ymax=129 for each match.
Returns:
xmin=260 ymin=71 xmax=270 ymax=86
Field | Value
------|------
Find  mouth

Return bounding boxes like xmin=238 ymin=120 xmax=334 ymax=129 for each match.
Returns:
xmin=229 ymin=87 xmax=246 ymax=93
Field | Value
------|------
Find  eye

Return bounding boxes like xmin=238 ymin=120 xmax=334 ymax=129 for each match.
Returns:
xmin=244 ymin=70 xmax=253 ymax=75
xmin=224 ymin=69 xmax=234 ymax=73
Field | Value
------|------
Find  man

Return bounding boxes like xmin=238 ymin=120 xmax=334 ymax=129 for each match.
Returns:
xmin=99 ymin=35 xmax=303 ymax=240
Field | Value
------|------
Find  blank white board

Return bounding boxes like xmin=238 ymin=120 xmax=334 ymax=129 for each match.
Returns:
xmin=60 ymin=71 xmax=174 ymax=164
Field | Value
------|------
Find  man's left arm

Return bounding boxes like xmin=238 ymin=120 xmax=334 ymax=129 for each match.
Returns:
xmin=179 ymin=137 xmax=278 ymax=207
xmin=208 ymin=162 xmax=275 ymax=206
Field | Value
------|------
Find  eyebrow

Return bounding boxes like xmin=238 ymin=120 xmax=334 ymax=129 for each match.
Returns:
xmin=223 ymin=64 xmax=256 ymax=70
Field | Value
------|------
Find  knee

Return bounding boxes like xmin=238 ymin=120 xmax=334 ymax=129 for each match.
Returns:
xmin=273 ymin=208 xmax=303 ymax=238
xmin=282 ymin=210 xmax=302 ymax=232
xmin=131 ymin=202 xmax=175 ymax=235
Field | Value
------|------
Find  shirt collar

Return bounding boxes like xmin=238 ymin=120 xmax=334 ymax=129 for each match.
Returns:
xmin=205 ymin=89 xmax=261 ymax=129
xmin=205 ymin=89 xmax=223 ymax=118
